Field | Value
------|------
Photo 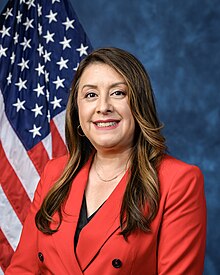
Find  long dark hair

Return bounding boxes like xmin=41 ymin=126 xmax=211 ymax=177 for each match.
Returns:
xmin=35 ymin=47 xmax=167 ymax=238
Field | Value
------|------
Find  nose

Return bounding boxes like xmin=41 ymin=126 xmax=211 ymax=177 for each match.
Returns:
xmin=96 ymin=95 xmax=113 ymax=114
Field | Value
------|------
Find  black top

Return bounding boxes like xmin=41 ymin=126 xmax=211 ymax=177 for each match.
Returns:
xmin=74 ymin=194 xmax=103 ymax=249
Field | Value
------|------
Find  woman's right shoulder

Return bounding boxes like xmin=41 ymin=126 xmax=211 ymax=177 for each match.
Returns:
xmin=45 ymin=154 xmax=69 ymax=170
xmin=33 ymin=154 xmax=69 ymax=200
xmin=41 ymin=154 xmax=69 ymax=183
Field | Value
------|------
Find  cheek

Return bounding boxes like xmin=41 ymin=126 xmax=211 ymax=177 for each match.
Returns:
xmin=77 ymin=104 xmax=93 ymax=131
xmin=77 ymin=106 xmax=83 ymax=123
xmin=77 ymin=106 xmax=87 ymax=129
xmin=124 ymin=107 xmax=134 ymax=124
xmin=77 ymin=101 xmax=86 ymax=120
xmin=127 ymin=110 xmax=136 ymax=134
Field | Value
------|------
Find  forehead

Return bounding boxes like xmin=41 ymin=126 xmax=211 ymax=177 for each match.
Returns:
xmin=78 ymin=63 xmax=126 ymax=86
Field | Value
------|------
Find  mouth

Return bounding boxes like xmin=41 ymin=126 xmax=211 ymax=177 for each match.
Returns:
xmin=93 ymin=120 xmax=120 ymax=128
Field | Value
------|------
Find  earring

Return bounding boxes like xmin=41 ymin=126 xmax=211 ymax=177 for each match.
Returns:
xmin=77 ymin=125 xmax=85 ymax=137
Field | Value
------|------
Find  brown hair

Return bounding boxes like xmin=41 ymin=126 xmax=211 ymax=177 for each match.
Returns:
xmin=35 ymin=47 xmax=167 ymax=237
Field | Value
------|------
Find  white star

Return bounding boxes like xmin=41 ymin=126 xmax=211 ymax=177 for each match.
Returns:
xmin=59 ymin=36 xmax=71 ymax=50
xmin=18 ymin=58 xmax=29 ymax=71
xmin=73 ymin=63 xmax=79 ymax=71
xmin=7 ymin=72 xmax=12 ymax=85
xmin=0 ymin=45 xmax=7 ymax=58
xmin=43 ymin=50 xmax=51 ymax=63
xmin=13 ymin=32 xmax=19 ymax=44
xmin=35 ymin=63 xmax=45 ymax=76
xmin=10 ymin=52 xmax=16 ymax=64
xmin=38 ymin=23 xmax=42 ymax=35
xmin=57 ymin=57 xmax=69 ymax=70
xmin=0 ymin=25 xmax=11 ymax=38
xmin=53 ymin=76 xmax=65 ymax=89
xmin=16 ymin=11 xmax=22 ymax=23
xmin=15 ymin=77 xmax=27 ymax=91
xmin=37 ymin=4 xmax=42 ymax=16
xmin=43 ymin=30 xmax=55 ymax=43
xmin=31 ymin=104 xmax=43 ymax=117
xmin=46 ymin=10 xmax=57 ymax=24
xmin=3 ymin=8 xmax=13 ymax=19
xmin=37 ymin=43 xmax=44 ymax=56
xmin=23 ymin=18 xmax=34 ymax=31
xmin=13 ymin=98 xmax=26 ymax=112
xmin=76 ymin=43 xmax=88 ymax=57
xmin=27 ymin=0 xmax=36 ymax=9
xmin=62 ymin=17 xmax=75 ymax=30
xmin=29 ymin=124 xmax=42 ymax=138
xmin=50 ymin=96 xmax=62 ymax=109
xmin=20 ymin=37 xmax=31 ymax=50
xmin=34 ymin=83 xmax=45 ymax=97
xmin=52 ymin=0 xmax=60 ymax=3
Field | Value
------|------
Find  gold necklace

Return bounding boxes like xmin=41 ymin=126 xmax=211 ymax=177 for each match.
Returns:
xmin=94 ymin=158 xmax=126 ymax=182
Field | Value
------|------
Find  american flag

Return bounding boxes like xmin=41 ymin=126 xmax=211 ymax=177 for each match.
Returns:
xmin=0 ymin=0 xmax=92 ymax=272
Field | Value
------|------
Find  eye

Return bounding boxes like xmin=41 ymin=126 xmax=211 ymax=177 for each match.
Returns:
xmin=85 ymin=92 xmax=97 ymax=98
xmin=111 ymin=90 xmax=126 ymax=97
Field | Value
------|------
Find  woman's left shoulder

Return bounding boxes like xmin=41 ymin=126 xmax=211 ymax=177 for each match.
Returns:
xmin=158 ymin=154 xmax=204 ymax=192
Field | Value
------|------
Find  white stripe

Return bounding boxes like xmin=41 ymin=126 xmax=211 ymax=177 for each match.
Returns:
xmin=0 ymin=267 xmax=4 ymax=275
xmin=42 ymin=111 xmax=67 ymax=159
xmin=53 ymin=110 xmax=66 ymax=144
xmin=0 ymin=91 xmax=39 ymax=200
xmin=0 ymin=185 xmax=22 ymax=251
xmin=42 ymin=132 xmax=52 ymax=159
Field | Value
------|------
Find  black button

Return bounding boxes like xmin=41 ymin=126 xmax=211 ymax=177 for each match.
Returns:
xmin=112 ymin=258 xmax=122 ymax=268
xmin=38 ymin=252 xmax=44 ymax=262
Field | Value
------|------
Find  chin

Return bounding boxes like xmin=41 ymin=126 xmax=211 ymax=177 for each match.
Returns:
xmin=93 ymin=141 xmax=119 ymax=151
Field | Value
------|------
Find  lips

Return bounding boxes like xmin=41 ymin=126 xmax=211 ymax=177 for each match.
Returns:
xmin=93 ymin=120 xmax=120 ymax=128
xmin=96 ymin=121 xmax=117 ymax=127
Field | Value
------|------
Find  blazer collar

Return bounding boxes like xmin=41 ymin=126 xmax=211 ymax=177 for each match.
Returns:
xmin=76 ymin=169 xmax=129 ymax=271
xmin=51 ymin=158 xmax=92 ymax=274
xmin=51 ymin=156 xmax=129 ymax=273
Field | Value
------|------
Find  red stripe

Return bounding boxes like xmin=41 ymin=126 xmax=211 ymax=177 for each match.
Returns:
xmin=50 ymin=119 xmax=67 ymax=158
xmin=0 ymin=143 xmax=31 ymax=223
xmin=0 ymin=229 xmax=14 ymax=272
xmin=28 ymin=141 xmax=50 ymax=176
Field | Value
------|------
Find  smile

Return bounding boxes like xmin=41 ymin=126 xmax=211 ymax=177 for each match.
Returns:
xmin=95 ymin=121 xmax=118 ymax=127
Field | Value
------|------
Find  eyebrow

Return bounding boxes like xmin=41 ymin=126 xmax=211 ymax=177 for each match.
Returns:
xmin=81 ymin=82 xmax=127 ymax=90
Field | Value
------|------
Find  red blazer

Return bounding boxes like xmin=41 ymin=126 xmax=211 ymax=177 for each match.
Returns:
xmin=5 ymin=155 xmax=206 ymax=274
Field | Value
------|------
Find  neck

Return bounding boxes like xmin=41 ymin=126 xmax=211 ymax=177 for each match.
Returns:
xmin=95 ymin=148 xmax=132 ymax=169
xmin=91 ymin=148 xmax=132 ymax=183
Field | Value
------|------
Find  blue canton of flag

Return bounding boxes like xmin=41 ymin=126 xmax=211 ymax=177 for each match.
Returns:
xmin=0 ymin=0 xmax=92 ymax=272
xmin=0 ymin=0 xmax=92 ymax=150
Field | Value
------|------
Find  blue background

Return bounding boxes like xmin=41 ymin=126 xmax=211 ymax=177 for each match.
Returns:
xmin=1 ymin=0 xmax=219 ymax=274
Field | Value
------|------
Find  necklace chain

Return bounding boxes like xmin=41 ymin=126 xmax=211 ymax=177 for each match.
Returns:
xmin=94 ymin=158 xmax=126 ymax=182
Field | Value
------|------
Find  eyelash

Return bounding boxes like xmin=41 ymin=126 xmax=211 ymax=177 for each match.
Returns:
xmin=111 ymin=90 xmax=126 ymax=96
xmin=84 ymin=90 xmax=126 ymax=99
xmin=85 ymin=92 xmax=97 ymax=98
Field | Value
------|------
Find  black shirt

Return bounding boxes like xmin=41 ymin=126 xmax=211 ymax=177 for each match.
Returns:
xmin=74 ymin=194 xmax=103 ymax=249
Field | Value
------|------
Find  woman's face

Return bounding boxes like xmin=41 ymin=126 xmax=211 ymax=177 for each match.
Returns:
xmin=77 ymin=63 xmax=135 ymax=153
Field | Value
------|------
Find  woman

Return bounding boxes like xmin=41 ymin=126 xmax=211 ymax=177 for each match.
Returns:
xmin=6 ymin=47 xmax=206 ymax=274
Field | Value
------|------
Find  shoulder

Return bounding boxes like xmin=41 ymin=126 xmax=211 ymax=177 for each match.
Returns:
xmin=158 ymin=154 xmax=203 ymax=178
xmin=158 ymin=154 xmax=204 ymax=196
xmin=41 ymin=154 xmax=69 ymax=184
xmin=33 ymin=155 xmax=69 ymax=200
xmin=44 ymin=154 xmax=69 ymax=171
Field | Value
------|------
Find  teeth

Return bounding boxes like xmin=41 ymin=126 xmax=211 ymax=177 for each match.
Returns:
xmin=96 ymin=122 xmax=117 ymax=127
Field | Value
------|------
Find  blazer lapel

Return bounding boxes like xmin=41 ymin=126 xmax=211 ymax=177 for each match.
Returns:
xmin=51 ymin=158 xmax=92 ymax=274
xmin=76 ymin=170 xmax=129 ymax=272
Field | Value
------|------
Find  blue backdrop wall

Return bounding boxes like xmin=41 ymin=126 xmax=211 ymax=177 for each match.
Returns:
xmin=0 ymin=0 xmax=219 ymax=274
